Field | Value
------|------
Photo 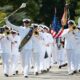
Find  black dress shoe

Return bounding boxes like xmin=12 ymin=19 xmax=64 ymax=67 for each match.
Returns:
xmin=47 ymin=68 xmax=50 ymax=72
xmin=13 ymin=74 xmax=16 ymax=75
xmin=35 ymin=72 xmax=39 ymax=75
xmin=49 ymin=66 xmax=51 ymax=69
xmin=73 ymin=70 xmax=77 ymax=74
xmin=79 ymin=69 xmax=80 ymax=72
xmin=62 ymin=63 xmax=68 ymax=67
xmin=24 ymin=76 xmax=28 ymax=78
xmin=68 ymin=71 xmax=77 ymax=75
xmin=59 ymin=66 xmax=62 ymax=69
xmin=68 ymin=72 xmax=74 ymax=75
xmin=4 ymin=74 xmax=8 ymax=77
xmin=64 ymin=63 xmax=67 ymax=66
xmin=16 ymin=71 xmax=18 ymax=74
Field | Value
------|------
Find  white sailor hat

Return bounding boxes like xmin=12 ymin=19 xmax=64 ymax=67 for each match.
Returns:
xmin=68 ymin=20 xmax=76 ymax=26
xmin=31 ymin=23 xmax=39 ymax=27
xmin=39 ymin=27 xmax=44 ymax=30
xmin=39 ymin=24 xmax=46 ymax=29
xmin=31 ymin=23 xmax=39 ymax=29
xmin=39 ymin=24 xmax=44 ymax=28
xmin=38 ymin=24 xmax=43 ymax=30
xmin=44 ymin=26 xmax=49 ymax=31
xmin=39 ymin=24 xmax=48 ymax=28
xmin=22 ymin=18 xmax=31 ymax=22
xmin=40 ymin=24 xmax=49 ymax=31
xmin=3 ymin=25 xmax=10 ymax=30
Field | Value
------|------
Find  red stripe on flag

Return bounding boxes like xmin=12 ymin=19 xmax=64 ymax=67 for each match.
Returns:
xmin=55 ymin=29 xmax=64 ymax=38
xmin=50 ymin=30 xmax=57 ymax=38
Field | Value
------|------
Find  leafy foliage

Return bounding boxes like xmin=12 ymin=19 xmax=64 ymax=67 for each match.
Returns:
xmin=0 ymin=0 xmax=78 ymax=26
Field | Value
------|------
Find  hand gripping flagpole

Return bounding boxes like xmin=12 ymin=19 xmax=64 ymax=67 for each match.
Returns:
xmin=0 ymin=3 xmax=26 ymax=23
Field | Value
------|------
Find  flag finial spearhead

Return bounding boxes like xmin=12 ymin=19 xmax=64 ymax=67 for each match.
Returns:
xmin=20 ymin=3 xmax=26 ymax=9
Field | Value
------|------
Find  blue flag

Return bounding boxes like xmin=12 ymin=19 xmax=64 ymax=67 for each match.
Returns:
xmin=52 ymin=15 xmax=61 ymax=33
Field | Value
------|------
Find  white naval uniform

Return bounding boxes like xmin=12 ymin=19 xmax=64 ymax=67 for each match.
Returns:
xmin=6 ymin=20 xmax=33 ymax=77
xmin=74 ymin=30 xmax=80 ymax=70
xmin=52 ymin=38 xmax=58 ymax=64
xmin=32 ymin=34 xmax=41 ymax=73
xmin=42 ymin=32 xmax=50 ymax=70
xmin=57 ymin=38 xmax=67 ymax=66
xmin=39 ymin=32 xmax=46 ymax=71
xmin=46 ymin=33 xmax=54 ymax=67
xmin=77 ymin=32 xmax=80 ymax=70
xmin=11 ymin=34 xmax=20 ymax=74
xmin=61 ymin=29 xmax=77 ymax=73
xmin=57 ymin=40 xmax=66 ymax=66
xmin=0 ymin=34 xmax=12 ymax=75
xmin=77 ymin=18 xmax=80 ymax=70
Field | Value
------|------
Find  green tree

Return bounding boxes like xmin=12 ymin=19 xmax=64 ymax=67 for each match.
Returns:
xmin=0 ymin=0 xmax=78 ymax=26
xmin=38 ymin=0 xmax=65 ymax=26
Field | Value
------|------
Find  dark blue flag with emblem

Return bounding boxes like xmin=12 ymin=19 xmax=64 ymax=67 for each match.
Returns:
xmin=52 ymin=8 xmax=61 ymax=33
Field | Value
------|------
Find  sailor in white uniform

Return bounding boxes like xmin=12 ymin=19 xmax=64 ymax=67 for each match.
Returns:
xmin=43 ymin=27 xmax=53 ymax=70
xmin=74 ymin=18 xmax=80 ymax=71
xmin=47 ymin=32 xmax=54 ymax=67
xmin=57 ymin=37 xmax=67 ymax=68
xmin=5 ymin=18 xmax=33 ymax=78
xmin=0 ymin=25 xmax=12 ymax=77
xmin=61 ymin=20 xmax=77 ymax=75
xmin=40 ymin=26 xmax=50 ymax=72
xmin=38 ymin=26 xmax=46 ymax=73
xmin=11 ymin=29 xmax=20 ymax=75
xmin=32 ymin=24 xmax=41 ymax=75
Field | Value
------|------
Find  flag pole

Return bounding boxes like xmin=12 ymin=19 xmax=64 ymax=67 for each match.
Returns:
xmin=54 ymin=7 xmax=56 ymax=15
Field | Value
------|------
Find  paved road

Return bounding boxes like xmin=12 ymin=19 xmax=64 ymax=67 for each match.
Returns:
xmin=0 ymin=64 xmax=80 ymax=80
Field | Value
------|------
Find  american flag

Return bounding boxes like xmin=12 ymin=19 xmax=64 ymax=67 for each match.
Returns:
xmin=51 ymin=5 xmax=68 ymax=39
xmin=50 ymin=15 xmax=62 ymax=38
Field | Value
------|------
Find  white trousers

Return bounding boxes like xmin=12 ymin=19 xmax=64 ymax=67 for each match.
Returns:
xmin=52 ymin=45 xmax=58 ymax=64
xmin=58 ymin=49 xmax=67 ymax=66
xmin=30 ymin=52 xmax=35 ymax=68
xmin=21 ymin=49 xmax=32 ymax=76
xmin=11 ymin=52 xmax=19 ymax=74
xmin=33 ymin=52 xmax=40 ymax=73
xmin=66 ymin=49 xmax=76 ymax=72
xmin=1 ymin=53 xmax=10 ymax=74
xmin=75 ymin=44 xmax=80 ymax=70
xmin=75 ymin=49 xmax=80 ymax=70
xmin=75 ymin=53 xmax=80 ymax=70
xmin=39 ymin=47 xmax=45 ymax=71
xmin=46 ymin=47 xmax=51 ymax=68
